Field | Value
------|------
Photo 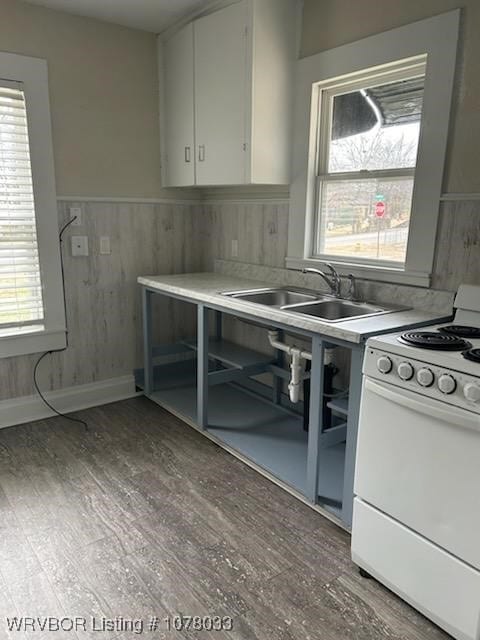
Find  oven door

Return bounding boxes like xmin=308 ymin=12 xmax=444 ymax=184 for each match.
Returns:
xmin=354 ymin=376 xmax=480 ymax=570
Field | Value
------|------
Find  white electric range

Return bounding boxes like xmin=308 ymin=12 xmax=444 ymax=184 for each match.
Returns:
xmin=352 ymin=284 xmax=480 ymax=640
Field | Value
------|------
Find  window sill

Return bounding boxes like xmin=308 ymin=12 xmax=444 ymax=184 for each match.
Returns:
xmin=285 ymin=256 xmax=431 ymax=288
xmin=0 ymin=328 xmax=67 ymax=359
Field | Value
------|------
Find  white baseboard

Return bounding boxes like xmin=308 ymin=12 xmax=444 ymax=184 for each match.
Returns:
xmin=0 ymin=375 xmax=139 ymax=429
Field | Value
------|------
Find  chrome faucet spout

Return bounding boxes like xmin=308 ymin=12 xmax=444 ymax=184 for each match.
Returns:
xmin=302 ymin=264 xmax=341 ymax=297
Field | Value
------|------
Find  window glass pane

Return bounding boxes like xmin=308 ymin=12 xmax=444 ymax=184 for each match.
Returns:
xmin=328 ymin=76 xmax=424 ymax=173
xmin=316 ymin=178 xmax=414 ymax=263
xmin=0 ymin=85 xmax=44 ymax=329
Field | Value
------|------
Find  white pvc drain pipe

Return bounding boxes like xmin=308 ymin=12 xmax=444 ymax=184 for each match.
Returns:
xmin=268 ymin=330 xmax=312 ymax=403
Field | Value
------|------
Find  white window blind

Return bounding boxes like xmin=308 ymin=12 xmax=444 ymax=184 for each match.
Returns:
xmin=0 ymin=81 xmax=44 ymax=335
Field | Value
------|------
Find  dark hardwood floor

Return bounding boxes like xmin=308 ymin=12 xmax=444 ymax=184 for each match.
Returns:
xmin=0 ymin=397 xmax=450 ymax=639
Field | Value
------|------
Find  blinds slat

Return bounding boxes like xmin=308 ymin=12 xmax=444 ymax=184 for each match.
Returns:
xmin=0 ymin=87 xmax=24 ymax=99
xmin=0 ymin=298 xmax=43 ymax=305
xmin=0 ymin=320 xmax=43 ymax=332
xmin=0 ymin=96 xmax=25 ymax=104
xmin=0 ymin=306 xmax=43 ymax=316
xmin=0 ymin=268 xmax=40 ymax=275
xmin=0 ymin=266 xmax=40 ymax=274
xmin=0 ymin=83 xmax=44 ymax=329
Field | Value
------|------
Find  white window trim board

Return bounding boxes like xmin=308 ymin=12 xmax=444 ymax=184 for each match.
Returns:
xmin=287 ymin=10 xmax=460 ymax=287
xmin=0 ymin=51 xmax=66 ymax=357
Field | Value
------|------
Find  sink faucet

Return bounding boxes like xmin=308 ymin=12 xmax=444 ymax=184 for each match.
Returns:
xmin=302 ymin=264 xmax=341 ymax=297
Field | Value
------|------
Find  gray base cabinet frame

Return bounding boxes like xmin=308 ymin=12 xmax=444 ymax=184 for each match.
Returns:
xmin=140 ymin=285 xmax=363 ymax=529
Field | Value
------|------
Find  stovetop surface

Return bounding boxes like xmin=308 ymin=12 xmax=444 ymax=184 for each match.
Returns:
xmin=368 ymin=323 xmax=480 ymax=377
xmin=399 ymin=330 xmax=472 ymax=351
xmin=439 ymin=325 xmax=480 ymax=339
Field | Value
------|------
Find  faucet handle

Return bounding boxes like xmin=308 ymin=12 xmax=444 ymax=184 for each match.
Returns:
xmin=346 ymin=274 xmax=357 ymax=301
xmin=323 ymin=263 xmax=342 ymax=294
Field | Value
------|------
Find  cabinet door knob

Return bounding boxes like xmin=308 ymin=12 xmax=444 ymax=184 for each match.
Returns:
xmin=184 ymin=146 xmax=191 ymax=163
xmin=198 ymin=145 xmax=205 ymax=162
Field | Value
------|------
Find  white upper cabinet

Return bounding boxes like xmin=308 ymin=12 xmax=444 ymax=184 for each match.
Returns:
xmin=194 ymin=2 xmax=247 ymax=185
xmin=160 ymin=0 xmax=297 ymax=187
xmin=163 ymin=22 xmax=195 ymax=187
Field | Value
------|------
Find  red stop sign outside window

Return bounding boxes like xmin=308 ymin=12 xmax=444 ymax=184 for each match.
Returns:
xmin=375 ymin=201 xmax=386 ymax=218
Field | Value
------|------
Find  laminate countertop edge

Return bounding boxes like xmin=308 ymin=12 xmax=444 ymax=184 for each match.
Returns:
xmin=138 ymin=272 xmax=452 ymax=344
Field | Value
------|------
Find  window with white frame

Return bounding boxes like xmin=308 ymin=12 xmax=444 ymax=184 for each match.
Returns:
xmin=287 ymin=11 xmax=460 ymax=287
xmin=0 ymin=82 xmax=44 ymax=334
xmin=0 ymin=51 xmax=66 ymax=358
xmin=314 ymin=61 xmax=426 ymax=266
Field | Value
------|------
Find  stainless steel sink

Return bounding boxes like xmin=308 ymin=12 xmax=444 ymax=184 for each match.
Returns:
xmin=284 ymin=299 xmax=397 ymax=322
xmin=222 ymin=286 xmax=407 ymax=322
xmin=223 ymin=287 xmax=319 ymax=307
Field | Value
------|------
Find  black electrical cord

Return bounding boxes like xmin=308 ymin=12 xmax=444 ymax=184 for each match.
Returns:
xmin=32 ymin=216 xmax=89 ymax=431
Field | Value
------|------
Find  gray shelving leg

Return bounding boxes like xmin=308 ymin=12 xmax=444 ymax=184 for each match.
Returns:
xmin=341 ymin=346 xmax=364 ymax=527
xmin=273 ymin=329 xmax=284 ymax=405
xmin=142 ymin=287 xmax=153 ymax=396
xmin=215 ymin=310 xmax=222 ymax=340
xmin=306 ymin=337 xmax=325 ymax=502
xmin=214 ymin=311 xmax=223 ymax=370
xmin=197 ymin=304 xmax=209 ymax=429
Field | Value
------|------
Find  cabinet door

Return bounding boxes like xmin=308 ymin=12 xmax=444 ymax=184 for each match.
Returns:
xmin=194 ymin=1 xmax=248 ymax=186
xmin=163 ymin=23 xmax=195 ymax=187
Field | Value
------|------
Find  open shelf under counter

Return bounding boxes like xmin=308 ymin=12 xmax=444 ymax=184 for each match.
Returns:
xmin=181 ymin=337 xmax=274 ymax=369
xmin=326 ymin=395 xmax=349 ymax=417
xmin=135 ymin=359 xmax=346 ymax=513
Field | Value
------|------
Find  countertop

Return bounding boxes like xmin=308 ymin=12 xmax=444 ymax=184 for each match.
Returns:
xmin=138 ymin=272 xmax=451 ymax=344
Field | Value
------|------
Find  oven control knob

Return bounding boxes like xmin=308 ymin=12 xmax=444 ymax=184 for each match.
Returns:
xmin=417 ymin=368 xmax=434 ymax=387
xmin=377 ymin=356 xmax=393 ymax=374
xmin=438 ymin=374 xmax=456 ymax=395
xmin=464 ymin=383 xmax=480 ymax=403
xmin=397 ymin=362 xmax=414 ymax=380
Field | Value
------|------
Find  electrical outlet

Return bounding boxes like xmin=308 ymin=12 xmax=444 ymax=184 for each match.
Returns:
xmin=99 ymin=236 xmax=111 ymax=255
xmin=69 ymin=206 xmax=82 ymax=226
xmin=71 ymin=235 xmax=89 ymax=256
xmin=231 ymin=239 xmax=239 ymax=258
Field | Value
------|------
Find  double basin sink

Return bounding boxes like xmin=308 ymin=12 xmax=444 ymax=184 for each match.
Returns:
xmin=222 ymin=287 xmax=404 ymax=322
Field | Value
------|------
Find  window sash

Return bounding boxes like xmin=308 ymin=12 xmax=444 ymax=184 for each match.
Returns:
xmin=313 ymin=63 xmax=426 ymax=266
xmin=313 ymin=171 xmax=414 ymax=265
xmin=317 ymin=168 xmax=415 ymax=181
xmin=316 ymin=62 xmax=427 ymax=178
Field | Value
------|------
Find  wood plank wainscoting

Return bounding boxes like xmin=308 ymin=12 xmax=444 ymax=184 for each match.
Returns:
xmin=200 ymin=196 xmax=480 ymax=292
xmin=0 ymin=194 xmax=475 ymax=421
xmin=0 ymin=198 xmax=203 ymax=421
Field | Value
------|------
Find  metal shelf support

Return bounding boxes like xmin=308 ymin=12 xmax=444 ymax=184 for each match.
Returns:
xmin=197 ymin=304 xmax=209 ymax=429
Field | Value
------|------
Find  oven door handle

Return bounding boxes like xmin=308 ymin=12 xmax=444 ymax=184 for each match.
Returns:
xmin=364 ymin=378 xmax=480 ymax=433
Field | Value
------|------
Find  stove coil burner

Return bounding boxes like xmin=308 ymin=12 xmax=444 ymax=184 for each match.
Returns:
xmin=439 ymin=325 xmax=480 ymax=339
xmin=463 ymin=348 xmax=480 ymax=363
xmin=399 ymin=331 xmax=472 ymax=351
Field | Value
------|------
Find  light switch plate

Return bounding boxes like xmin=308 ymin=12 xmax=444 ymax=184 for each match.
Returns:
xmin=69 ymin=206 xmax=82 ymax=226
xmin=71 ymin=235 xmax=88 ymax=256
xmin=100 ymin=236 xmax=111 ymax=255
xmin=231 ymin=239 xmax=239 ymax=258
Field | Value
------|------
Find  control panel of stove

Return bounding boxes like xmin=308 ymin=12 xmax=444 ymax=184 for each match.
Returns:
xmin=364 ymin=348 xmax=480 ymax=412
